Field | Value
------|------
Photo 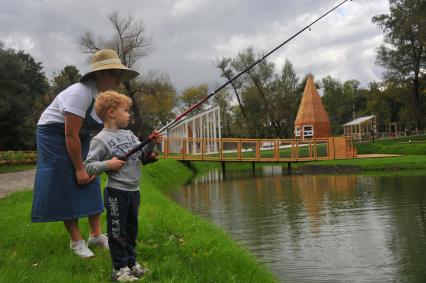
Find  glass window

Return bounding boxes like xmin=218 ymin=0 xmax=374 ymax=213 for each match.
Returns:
xmin=303 ymin=125 xmax=313 ymax=138
xmin=295 ymin=126 xmax=301 ymax=137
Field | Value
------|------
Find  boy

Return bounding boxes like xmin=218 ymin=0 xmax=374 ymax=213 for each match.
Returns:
xmin=85 ymin=91 xmax=160 ymax=282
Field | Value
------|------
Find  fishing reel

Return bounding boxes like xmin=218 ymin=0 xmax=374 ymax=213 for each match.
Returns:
xmin=141 ymin=149 xmax=159 ymax=165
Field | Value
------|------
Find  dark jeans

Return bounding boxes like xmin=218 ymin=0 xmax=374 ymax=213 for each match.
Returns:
xmin=104 ymin=187 xmax=140 ymax=270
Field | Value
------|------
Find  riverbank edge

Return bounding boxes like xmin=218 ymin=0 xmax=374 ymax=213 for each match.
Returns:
xmin=188 ymin=155 xmax=426 ymax=176
xmin=0 ymin=159 xmax=278 ymax=282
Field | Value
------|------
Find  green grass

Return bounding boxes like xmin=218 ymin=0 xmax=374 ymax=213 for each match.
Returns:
xmin=0 ymin=159 xmax=278 ymax=283
xmin=0 ymin=164 xmax=36 ymax=173
xmin=355 ymin=134 xmax=426 ymax=155
xmin=298 ymin=155 xmax=426 ymax=171
xmin=188 ymin=155 xmax=426 ymax=175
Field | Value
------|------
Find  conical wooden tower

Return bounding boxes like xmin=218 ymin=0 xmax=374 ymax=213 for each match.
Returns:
xmin=294 ymin=75 xmax=331 ymax=139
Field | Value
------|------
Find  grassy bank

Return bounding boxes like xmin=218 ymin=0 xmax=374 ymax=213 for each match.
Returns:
xmin=355 ymin=134 xmax=426 ymax=155
xmin=301 ymin=155 xmax=426 ymax=169
xmin=0 ymin=164 xmax=36 ymax=173
xmin=188 ymin=155 xmax=426 ymax=175
xmin=0 ymin=159 xmax=277 ymax=282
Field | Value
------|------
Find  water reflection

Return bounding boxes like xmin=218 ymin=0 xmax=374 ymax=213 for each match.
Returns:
xmin=168 ymin=168 xmax=426 ymax=283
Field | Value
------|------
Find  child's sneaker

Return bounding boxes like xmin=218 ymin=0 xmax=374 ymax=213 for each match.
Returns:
xmin=130 ymin=262 xmax=145 ymax=278
xmin=111 ymin=266 xmax=138 ymax=282
xmin=88 ymin=233 xmax=109 ymax=249
xmin=70 ymin=240 xmax=95 ymax=258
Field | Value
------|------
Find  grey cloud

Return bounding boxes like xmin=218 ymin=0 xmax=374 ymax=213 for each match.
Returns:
xmin=0 ymin=0 xmax=389 ymax=92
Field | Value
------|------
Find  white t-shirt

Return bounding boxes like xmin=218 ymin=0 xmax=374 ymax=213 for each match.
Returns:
xmin=38 ymin=80 xmax=103 ymax=125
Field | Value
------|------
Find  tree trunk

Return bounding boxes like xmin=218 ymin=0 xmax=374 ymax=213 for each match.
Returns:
xmin=218 ymin=68 xmax=254 ymax=137
xmin=413 ymin=73 xmax=420 ymax=129
xmin=247 ymin=71 xmax=280 ymax=137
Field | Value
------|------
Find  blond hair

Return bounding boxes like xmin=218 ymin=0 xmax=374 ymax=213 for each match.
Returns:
xmin=95 ymin=91 xmax=132 ymax=120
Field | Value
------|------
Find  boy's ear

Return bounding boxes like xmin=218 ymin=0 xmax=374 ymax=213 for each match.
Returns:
xmin=107 ymin=107 xmax=115 ymax=117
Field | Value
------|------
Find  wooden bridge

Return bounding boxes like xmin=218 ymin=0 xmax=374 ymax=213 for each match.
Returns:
xmin=157 ymin=136 xmax=355 ymax=171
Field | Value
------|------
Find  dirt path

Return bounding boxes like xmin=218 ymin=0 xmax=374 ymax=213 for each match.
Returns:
xmin=356 ymin=154 xmax=402 ymax=158
xmin=0 ymin=169 xmax=36 ymax=198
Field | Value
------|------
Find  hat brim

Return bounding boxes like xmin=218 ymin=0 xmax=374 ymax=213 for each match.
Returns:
xmin=79 ymin=65 xmax=140 ymax=83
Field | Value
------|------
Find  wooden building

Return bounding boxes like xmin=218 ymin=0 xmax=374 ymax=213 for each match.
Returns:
xmin=294 ymin=75 xmax=331 ymax=140
xmin=343 ymin=115 xmax=376 ymax=141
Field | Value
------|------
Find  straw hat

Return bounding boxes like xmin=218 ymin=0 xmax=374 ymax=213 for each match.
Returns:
xmin=79 ymin=49 xmax=139 ymax=82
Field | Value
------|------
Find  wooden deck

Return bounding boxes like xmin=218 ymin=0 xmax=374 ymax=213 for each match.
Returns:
xmin=157 ymin=136 xmax=355 ymax=162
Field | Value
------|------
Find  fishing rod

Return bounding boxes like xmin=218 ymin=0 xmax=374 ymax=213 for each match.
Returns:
xmin=119 ymin=0 xmax=352 ymax=161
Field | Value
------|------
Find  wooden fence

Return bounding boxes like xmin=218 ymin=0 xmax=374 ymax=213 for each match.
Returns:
xmin=0 ymin=137 xmax=355 ymax=165
xmin=158 ymin=136 xmax=355 ymax=162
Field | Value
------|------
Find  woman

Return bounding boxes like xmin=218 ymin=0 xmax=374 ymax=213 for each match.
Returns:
xmin=31 ymin=49 xmax=139 ymax=258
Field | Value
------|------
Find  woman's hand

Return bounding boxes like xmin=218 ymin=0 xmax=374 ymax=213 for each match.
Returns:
xmin=75 ymin=168 xmax=96 ymax=185
xmin=64 ymin=112 xmax=95 ymax=186
xmin=107 ymin=157 xmax=125 ymax=171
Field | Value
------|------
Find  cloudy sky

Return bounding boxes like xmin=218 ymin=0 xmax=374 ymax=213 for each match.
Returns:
xmin=1 ymin=0 xmax=389 ymax=92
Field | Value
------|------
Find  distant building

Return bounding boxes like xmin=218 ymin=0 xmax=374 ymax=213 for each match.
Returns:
xmin=343 ymin=115 xmax=376 ymax=141
xmin=166 ymin=106 xmax=221 ymax=154
xmin=294 ymin=75 xmax=331 ymax=140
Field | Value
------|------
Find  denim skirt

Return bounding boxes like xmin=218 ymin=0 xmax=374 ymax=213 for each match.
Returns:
xmin=31 ymin=123 xmax=103 ymax=222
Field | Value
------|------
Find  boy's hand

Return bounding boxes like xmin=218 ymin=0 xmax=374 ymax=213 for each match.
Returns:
xmin=107 ymin=157 xmax=125 ymax=171
xmin=75 ymin=168 xmax=96 ymax=185
xmin=148 ymin=130 xmax=162 ymax=143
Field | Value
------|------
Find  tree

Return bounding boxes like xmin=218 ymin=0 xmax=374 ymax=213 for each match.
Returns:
xmin=0 ymin=43 xmax=49 ymax=150
xmin=240 ymin=85 xmax=268 ymax=137
xmin=178 ymin=84 xmax=210 ymax=118
xmin=216 ymin=57 xmax=253 ymax=136
xmin=138 ymin=72 xmax=177 ymax=132
xmin=232 ymin=48 xmax=280 ymax=136
xmin=273 ymin=59 xmax=300 ymax=137
xmin=52 ymin=65 xmax=81 ymax=95
xmin=365 ymin=81 xmax=414 ymax=131
xmin=321 ymin=76 xmax=353 ymax=134
xmin=212 ymin=89 xmax=233 ymax=137
xmin=372 ymin=0 xmax=426 ymax=128
xmin=80 ymin=12 xmax=153 ymax=134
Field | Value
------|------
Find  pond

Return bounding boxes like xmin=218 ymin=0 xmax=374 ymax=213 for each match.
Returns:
xmin=167 ymin=167 xmax=426 ymax=283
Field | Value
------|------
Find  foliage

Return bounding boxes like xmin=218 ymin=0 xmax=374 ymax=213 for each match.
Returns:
xmin=216 ymin=57 xmax=252 ymax=136
xmin=272 ymin=59 xmax=301 ymax=137
xmin=372 ymin=0 xmax=426 ymax=128
xmin=0 ymin=43 xmax=49 ymax=150
xmin=321 ymin=76 xmax=362 ymax=134
xmin=178 ymin=83 xmax=209 ymax=116
xmin=138 ymin=72 xmax=177 ymax=133
xmin=0 ymin=151 xmax=36 ymax=162
xmin=0 ymin=150 xmax=36 ymax=167
xmin=212 ymin=89 xmax=233 ymax=137
xmin=51 ymin=65 xmax=81 ymax=95
xmin=233 ymin=48 xmax=280 ymax=137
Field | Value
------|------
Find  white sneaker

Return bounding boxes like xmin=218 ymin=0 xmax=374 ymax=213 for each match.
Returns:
xmin=70 ymin=240 xmax=95 ymax=258
xmin=88 ymin=233 xmax=109 ymax=250
xmin=112 ymin=266 xmax=138 ymax=282
xmin=130 ymin=262 xmax=145 ymax=278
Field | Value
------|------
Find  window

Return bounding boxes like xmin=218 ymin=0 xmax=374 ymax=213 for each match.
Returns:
xmin=295 ymin=126 xmax=301 ymax=137
xmin=303 ymin=125 xmax=313 ymax=138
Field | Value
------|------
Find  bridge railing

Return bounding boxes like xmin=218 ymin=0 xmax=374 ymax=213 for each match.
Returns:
xmin=157 ymin=136 xmax=354 ymax=162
